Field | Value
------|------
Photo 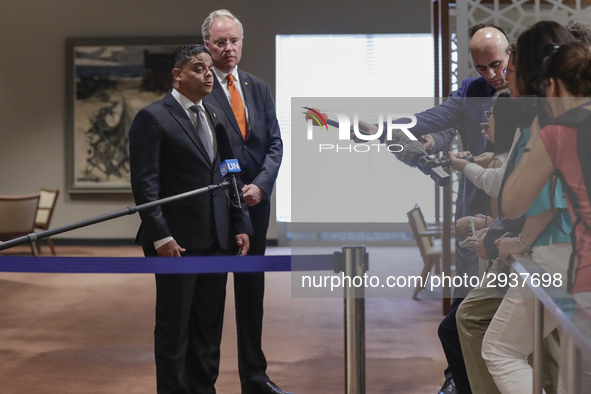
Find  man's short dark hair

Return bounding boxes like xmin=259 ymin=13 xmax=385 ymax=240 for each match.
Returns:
xmin=468 ymin=23 xmax=508 ymax=39
xmin=173 ymin=44 xmax=211 ymax=69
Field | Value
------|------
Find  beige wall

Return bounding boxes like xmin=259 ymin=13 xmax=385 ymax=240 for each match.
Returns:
xmin=0 ymin=0 xmax=430 ymax=239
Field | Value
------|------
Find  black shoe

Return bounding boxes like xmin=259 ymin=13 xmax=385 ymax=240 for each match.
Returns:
xmin=439 ymin=374 xmax=457 ymax=394
xmin=243 ymin=381 xmax=293 ymax=394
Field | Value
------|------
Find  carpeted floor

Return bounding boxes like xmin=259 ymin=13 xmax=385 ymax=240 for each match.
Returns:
xmin=0 ymin=245 xmax=448 ymax=393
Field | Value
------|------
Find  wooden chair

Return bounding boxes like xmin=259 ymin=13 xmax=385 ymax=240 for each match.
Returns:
xmin=0 ymin=193 xmax=41 ymax=256
xmin=34 ymin=188 xmax=59 ymax=255
xmin=407 ymin=205 xmax=455 ymax=299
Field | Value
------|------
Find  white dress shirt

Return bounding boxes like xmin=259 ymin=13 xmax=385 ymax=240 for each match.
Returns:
xmin=171 ymin=88 xmax=215 ymax=143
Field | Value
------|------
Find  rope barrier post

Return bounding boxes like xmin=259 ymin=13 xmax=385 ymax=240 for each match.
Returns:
xmin=338 ymin=246 xmax=368 ymax=394
xmin=565 ymin=336 xmax=581 ymax=394
xmin=533 ymin=298 xmax=544 ymax=394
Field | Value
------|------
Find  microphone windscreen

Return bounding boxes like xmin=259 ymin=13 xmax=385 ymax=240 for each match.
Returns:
xmin=215 ymin=123 xmax=235 ymax=161
xmin=386 ymin=128 xmax=427 ymax=166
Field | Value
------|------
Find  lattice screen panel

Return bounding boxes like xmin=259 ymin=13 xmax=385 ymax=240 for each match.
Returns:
xmin=455 ymin=0 xmax=591 ymax=81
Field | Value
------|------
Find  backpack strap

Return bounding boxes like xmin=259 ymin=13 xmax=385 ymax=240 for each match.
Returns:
xmin=549 ymin=174 xmax=568 ymax=236
xmin=553 ymin=169 xmax=582 ymax=292
xmin=577 ymin=111 xmax=591 ymax=230
xmin=546 ymin=107 xmax=591 ymax=292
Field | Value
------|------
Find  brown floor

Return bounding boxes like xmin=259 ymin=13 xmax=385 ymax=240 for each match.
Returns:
xmin=0 ymin=245 xmax=447 ymax=393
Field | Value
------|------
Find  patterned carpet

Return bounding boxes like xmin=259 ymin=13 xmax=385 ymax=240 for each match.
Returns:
xmin=0 ymin=246 xmax=447 ymax=393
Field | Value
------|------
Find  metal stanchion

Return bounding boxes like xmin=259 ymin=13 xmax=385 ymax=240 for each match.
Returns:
xmin=565 ymin=336 xmax=581 ymax=394
xmin=337 ymin=246 xmax=367 ymax=394
xmin=533 ymin=298 xmax=544 ymax=394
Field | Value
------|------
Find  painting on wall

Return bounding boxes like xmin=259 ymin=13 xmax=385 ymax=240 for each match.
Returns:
xmin=66 ymin=37 xmax=200 ymax=193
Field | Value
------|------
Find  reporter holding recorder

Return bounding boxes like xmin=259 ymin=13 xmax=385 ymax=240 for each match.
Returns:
xmin=501 ymin=41 xmax=591 ymax=347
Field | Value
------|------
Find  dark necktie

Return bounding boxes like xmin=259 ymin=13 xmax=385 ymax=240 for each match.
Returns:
xmin=189 ymin=105 xmax=214 ymax=163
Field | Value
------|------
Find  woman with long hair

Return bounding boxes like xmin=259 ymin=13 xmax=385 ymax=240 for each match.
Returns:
xmin=503 ymin=41 xmax=591 ymax=298
xmin=481 ymin=23 xmax=580 ymax=394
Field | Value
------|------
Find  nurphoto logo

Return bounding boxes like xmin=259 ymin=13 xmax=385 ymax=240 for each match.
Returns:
xmin=304 ymin=108 xmax=416 ymax=153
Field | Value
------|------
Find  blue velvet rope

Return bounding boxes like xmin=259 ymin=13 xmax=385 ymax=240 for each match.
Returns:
xmin=0 ymin=254 xmax=335 ymax=274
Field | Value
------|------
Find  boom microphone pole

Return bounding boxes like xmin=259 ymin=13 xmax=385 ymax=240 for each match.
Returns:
xmin=305 ymin=108 xmax=452 ymax=186
xmin=0 ymin=182 xmax=229 ymax=252
xmin=1 ymin=124 xmax=250 ymax=253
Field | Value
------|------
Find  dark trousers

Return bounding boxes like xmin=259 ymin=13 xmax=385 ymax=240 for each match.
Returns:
xmin=145 ymin=245 xmax=229 ymax=394
xmin=234 ymin=228 xmax=269 ymax=391
xmin=438 ymin=239 xmax=479 ymax=393
xmin=439 ymin=297 xmax=472 ymax=394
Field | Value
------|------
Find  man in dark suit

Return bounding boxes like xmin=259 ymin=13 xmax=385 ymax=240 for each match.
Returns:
xmin=129 ymin=43 xmax=252 ymax=394
xmin=201 ymin=10 xmax=286 ymax=394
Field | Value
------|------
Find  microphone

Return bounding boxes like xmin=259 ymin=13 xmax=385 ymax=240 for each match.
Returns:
xmin=384 ymin=127 xmax=451 ymax=186
xmin=220 ymin=159 xmax=242 ymax=207
xmin=305 ymin=109 xmax=454 ymax=186
xmin=215 ymin=123 xmax=243 ymax=207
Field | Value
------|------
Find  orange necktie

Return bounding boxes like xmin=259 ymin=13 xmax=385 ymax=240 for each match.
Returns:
xmin=227 ymin=74 xmax=248 ymax=139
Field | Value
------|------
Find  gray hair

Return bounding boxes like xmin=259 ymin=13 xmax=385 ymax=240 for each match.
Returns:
xmin=201 ymin=9 xmax=244 ymax=42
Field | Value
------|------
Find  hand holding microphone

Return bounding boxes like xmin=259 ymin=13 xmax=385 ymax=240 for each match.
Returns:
xmin=418 ymin=134 xmax=435 ymax=150
xmin=448 ymin=151 xmax=472 ymax=172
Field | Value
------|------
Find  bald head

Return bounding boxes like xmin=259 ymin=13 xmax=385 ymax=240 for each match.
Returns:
xmin=470 ymin=27 xmax=509 ymax=90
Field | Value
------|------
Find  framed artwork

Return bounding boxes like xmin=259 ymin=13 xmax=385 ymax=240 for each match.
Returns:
xmin=65 ymin=36 xmax=200 ymax=193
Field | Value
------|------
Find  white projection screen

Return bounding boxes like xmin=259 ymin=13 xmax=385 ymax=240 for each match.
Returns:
xmin=275 ymin=34 xmax=437 ymax=224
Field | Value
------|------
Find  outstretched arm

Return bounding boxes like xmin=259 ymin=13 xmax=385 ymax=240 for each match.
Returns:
xmin=502 ymin=137 xmax=555 ymax=219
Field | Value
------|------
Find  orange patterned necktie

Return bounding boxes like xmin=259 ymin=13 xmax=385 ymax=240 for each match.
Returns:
xmin=227 ymin=74 xmax=248 ymax=139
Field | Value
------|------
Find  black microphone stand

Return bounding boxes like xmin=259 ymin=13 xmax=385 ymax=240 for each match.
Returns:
xmin=0 ymin=181 xmax=231 ymax=252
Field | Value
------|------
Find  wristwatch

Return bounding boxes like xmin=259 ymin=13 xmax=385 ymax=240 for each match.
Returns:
xmin=516 ymin=234 xmax=533 ymax=253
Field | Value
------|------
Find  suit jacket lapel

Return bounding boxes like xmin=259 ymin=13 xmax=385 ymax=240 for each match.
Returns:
xmin=164 ymin=93 xmax=212 ymax=167
xmin=203 ymin=102 xmax=221 ymax=164
xmin=211 ymin=77 xmax=243 ymax=141
xmin=238 ymin=69 xmax=255 ymax=140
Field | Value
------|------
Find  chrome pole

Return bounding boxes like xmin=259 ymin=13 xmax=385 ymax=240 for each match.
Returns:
xmin=343 ymin=246 xmax=366 ymax=394
xmin=565 ymin=336 xmax=581 ymax=394
xmin=533 ymin=298 xmax=544 ymax=394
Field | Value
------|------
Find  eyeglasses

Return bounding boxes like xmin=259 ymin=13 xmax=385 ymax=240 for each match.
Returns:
xmin=211 ymin=38 xmax=242 ymax=49
xmin=503 ymin=68 xmax=507 ymax=76
xmin=484 ymin=110 xmax=493 ymax=120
